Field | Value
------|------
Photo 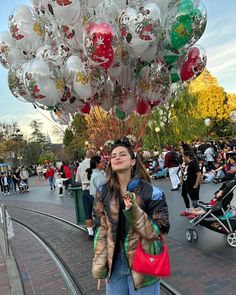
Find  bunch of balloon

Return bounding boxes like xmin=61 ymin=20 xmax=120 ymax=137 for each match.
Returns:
xmin=0 ymin=0 xmax=208 ymax=125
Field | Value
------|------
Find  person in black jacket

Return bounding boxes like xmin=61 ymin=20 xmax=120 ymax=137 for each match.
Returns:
xmin=180 ymin=150 xmax=202 ymax=219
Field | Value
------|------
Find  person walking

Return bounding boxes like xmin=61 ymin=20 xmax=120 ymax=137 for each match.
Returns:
xmin=1 ymin=172 xmax=10 ymax=195
xmin=180 ymin=150 xmax=202 ymax=219
xmin=55 ymin=173 xmax=68 ymax=197
xmin=75 ymin=149 xmax=95 ymax=239
xmin=45 ymin=164 xmax=55 ymax=190
xmin=12 ymin=168 xmax=20 ymax=193
xmin=92 ymin=138 xmax=170 ymax=294
xmin=36 ymin=164 xmax=44 ymax=180
xmin=163 ymin=146 xmax=181 ymax=191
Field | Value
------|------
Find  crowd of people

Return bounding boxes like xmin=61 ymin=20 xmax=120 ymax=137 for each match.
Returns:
xmin=0 ymin=166 xmax=29 ymax=195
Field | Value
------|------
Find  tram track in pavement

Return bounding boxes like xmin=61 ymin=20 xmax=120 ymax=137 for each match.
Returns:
xmin=7 ymin=205 xmax=180 ymax=295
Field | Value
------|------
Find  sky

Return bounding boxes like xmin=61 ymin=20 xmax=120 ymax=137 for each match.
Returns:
xmin=0 ymin=0 xmax=236 ymax=143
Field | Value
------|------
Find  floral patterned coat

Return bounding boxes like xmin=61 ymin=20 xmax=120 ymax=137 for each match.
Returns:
xmin=92 ymin=178 xmax=170 ymax=290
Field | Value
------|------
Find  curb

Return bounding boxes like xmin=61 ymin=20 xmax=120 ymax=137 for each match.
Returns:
xmin=0 ymin=229 xmax=24 ymax=295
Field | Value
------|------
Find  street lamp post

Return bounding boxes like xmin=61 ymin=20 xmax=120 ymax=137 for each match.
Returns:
xmin=155 ymin=127 xmax=161 ymax=151
xmin=11 ymin=129 xmax=23 ymax=166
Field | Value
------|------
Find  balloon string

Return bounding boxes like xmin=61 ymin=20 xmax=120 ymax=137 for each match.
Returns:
xmin=33 ymin=104 xmax=67 ymax=132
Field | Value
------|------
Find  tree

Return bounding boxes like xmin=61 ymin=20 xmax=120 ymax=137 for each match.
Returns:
xmin=39 ymin=151 xmax=56 ymax=165
xmin=143 ymin=86 xmax=206 ymax=149
xmin=189 ymin=70 xmax=232 ymax=137
xmin=22 ymin=142 xmax=42 ymax=166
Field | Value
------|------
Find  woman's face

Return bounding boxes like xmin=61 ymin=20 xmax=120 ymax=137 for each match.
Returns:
xmin=111 ymin=146 xmax=135 ymax=172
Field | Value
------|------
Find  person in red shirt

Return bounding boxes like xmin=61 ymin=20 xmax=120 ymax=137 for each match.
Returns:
xmin=45 ymin=164 xmax=55 ymax=190
xmin=61 ymin=161 xmax=72 ymax=190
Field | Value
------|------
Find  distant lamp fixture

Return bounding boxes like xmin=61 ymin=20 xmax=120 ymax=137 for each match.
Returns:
xmin=84 ymin=141 xmax=89 ymax=146
xmin=155 ymin=127 xmax=160 ymax=133
xmin=204 ymin=118 xmax=211 ymax=126
xmin=230 ymin=110 xmax=236 ymax=123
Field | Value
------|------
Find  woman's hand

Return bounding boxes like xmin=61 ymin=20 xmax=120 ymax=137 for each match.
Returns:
xmin=123 ymin=192 xmax=136 ymax=210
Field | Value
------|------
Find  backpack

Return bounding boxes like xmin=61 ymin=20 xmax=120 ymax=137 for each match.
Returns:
xmin=171 ymin=151 xmax=181 ymax=165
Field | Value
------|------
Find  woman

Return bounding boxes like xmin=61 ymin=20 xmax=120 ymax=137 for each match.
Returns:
xmin=180 ymin=150 xmax=202 ymax=219
xmin=87 ymin=156 xmax=106 ymax=198
xmin=92 ymin=138 xmax=170 ymax=294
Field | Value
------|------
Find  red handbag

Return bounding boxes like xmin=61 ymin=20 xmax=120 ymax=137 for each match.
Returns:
xmin=132 ymin=240 xmax=171 ymax=277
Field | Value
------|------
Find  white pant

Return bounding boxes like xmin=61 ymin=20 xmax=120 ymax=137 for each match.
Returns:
xmin=169 ymin=166 xmax=180 ymax=189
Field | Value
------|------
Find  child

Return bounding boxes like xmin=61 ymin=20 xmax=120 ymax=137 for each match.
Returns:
xmin=55 ymin=174 xmax=68 ymax=197
xmin=1 ymin=172 xmax=10 ymax=195
xmin=191 ymin=180 xmax=235 ymax=216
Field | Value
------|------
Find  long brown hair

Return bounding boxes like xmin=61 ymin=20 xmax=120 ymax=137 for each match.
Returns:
xmin=106 ymin=143 xmax=151 ymax=196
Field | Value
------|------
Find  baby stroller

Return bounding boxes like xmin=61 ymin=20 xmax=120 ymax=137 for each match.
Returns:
xmin=19 ymin=180 xmax=28 ymax=193
xmin=185 ymin=179 xmax=236 ymax=247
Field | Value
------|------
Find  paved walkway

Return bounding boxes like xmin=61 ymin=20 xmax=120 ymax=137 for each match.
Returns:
xmin=0 ymin=176 xmax=236 ymax=294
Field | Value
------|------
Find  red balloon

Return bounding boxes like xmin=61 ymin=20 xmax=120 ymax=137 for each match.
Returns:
xmin=84 ymin=22 xmax=115 ymax=69
xmin=188 ymin=47 xmax=200 ymax=61
xmin=136 ymin=99 xmax=150 ymax=116
xmin=180 ymin=60 xmax=195 ymax=81
xmin=79 ymin=102 xmax=91 ymax=114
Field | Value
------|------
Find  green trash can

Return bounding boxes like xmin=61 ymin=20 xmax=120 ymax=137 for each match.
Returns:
xmin=70 ymin=186 xmax=86 ymax=224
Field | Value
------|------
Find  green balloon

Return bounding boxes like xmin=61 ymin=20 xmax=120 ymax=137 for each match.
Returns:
xmin=171 ymin=14 xmax=193 ymax=49
xmin=171 ymin=72 xmax=180 ymax=83
xmin=164 ymin=54 xmax=179 ymax=65
xmin=177 ymin=0 xmax=194 ymax=15
xmin=115 ymin=106 xmax=127 ymax=121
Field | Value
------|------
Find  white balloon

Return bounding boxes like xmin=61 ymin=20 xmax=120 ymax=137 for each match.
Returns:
xmin=8 ymin=62 xmax=34 ymax=103
xmin=204 ymin=118 xmax=211 ymax=126
xmin=24 ymin=58 xmax=64 ymax=107
xmin=46 ymin=0 xmax=81 ymax=26
xmin=0 ymin=31 xmax=26 ymax=69
xmin=65 ymin=55 xmax=92 ymax=100
xmin=8 ymin=5 xmax=45 ymax=54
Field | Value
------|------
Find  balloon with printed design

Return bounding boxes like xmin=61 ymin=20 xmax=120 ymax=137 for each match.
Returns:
xmin=118 ymin=0 xmax=162 ymax=55
xmin=8 ymin=5 xmax=45 ymax=56
xmin=24 ymin=58 xmax=64 ymax=107
xmin=44 ymin=0 xmax=81 ymax=26
xmin=0 ymin=31 xmax=26 ymax=69
xmin=65 ymin=55 xmax=93 ymax=100
xmin=179 ymin=45 xmax=207 ymax=81
xmin=138 ymin=61 xmax=171 ymax=102
xmin=83 ymin=18 xmax=118 ymax=69
xmin=166 ymin=0 xmax=207 ymax=50
xmin=8 ymin=62 xmax=34 ymax=103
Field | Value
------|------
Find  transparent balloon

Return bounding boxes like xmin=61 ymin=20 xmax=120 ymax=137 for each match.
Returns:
xmin=165 ymin=0 xmax=207 ymax=50
xmin=43 ymin=0 xmax=81 ymax=26
xmin=138 ymin=61 xmax=171 ymax=102
xmin=8 ymin=62 xmax=34 ymax=103
xmin=0 ymin=31 xmax=26 ymax=69
xmin=65 ymin=55 xmax=93 ymax=100
xmin=24 ymin=58 xmax=64 ymax=107
xmin=118 ymin=0 xmax=162 ymax=54
xmin=179 ymin=44 xmax=207 ymax=82
xmin=83 ymin=16 xmax=119 ymax=70
xmin=8 ymin=5 xmax=45 ymax=55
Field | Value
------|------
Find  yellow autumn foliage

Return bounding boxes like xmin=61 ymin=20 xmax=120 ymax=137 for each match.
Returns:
xmin=189 ymin=69 xmax=231 ymax=120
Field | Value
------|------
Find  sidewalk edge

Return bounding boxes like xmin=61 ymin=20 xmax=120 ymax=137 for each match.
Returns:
xmin=0 ymin=229 xmax=24 ymax=295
